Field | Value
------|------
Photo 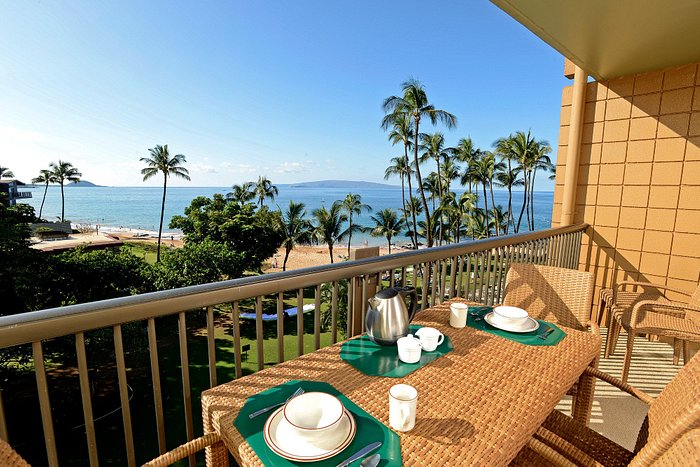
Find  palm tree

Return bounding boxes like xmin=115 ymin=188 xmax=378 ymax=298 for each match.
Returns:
xmin=140 ymin=145 xmax=190 ymax=262
xmin=507 ymin=131 xmax=538 ymax=233
xmin=386 ymin=115 xmax=418 ymax=248
xmin=422 ymin=172 xmax=441 ymax=212
xmin=385 ymin=156 xmax=415 ymax=247
xmin=0 ymin=166 xmax=14 ymax=178
xmin=279 ymin=201 xmax=313 ymax=271
xmin=49 ymin=160 xmax=82 ymax=223
xmin=419 ymin=132 xmax=451 ymax=200
xmin=31 ymin=169 xmax=55 ymax=220
xmin=254 ymin=176 xmax=278 ymax=207
xmin=382 ymin=78 xmax=457 ymax=247
xmin=341 ymin=193 xmax=371 ymax=256
xmin=529 ymin=141 xmax=553 ymax=230
xmin=370 ymin=208 xmax=404 ymax=254
xmin=440 ymin=157 xmax=460 ymax=194
xmin=226 ymin=182 xmax=255 ymax=204
xmin=402 ymin=195 xmax=423 ymax=246
xmin=312 ymin=201 xmax=349 ymax=263
xmin=494 ymin=165 xmax=523 ymax=234
xmin=452 ymin=138 xmax=478 ymax=194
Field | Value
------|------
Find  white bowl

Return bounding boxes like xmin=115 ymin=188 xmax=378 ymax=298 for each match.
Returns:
xmin=493 ymin=306 xmax=529 ymax=327
xmin=283 ymin=392 xmax=345 ymax=437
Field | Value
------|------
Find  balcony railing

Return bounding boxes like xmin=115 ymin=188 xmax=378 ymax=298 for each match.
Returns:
xmin=13 ymin=191 xmax=32 ymax=199
xmin=0 ymin=223 xmax=587 ymax=466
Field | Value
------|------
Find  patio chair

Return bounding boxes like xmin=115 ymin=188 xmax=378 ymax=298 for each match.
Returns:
xmin=511 ymin=353 xmax=700 ymax=466
xmin=0 ymin=438 xmax=29 ymax=467
xmin=616 ymin=283 xmax=700 ymax=383
xmin=502 ymin=263 xmax=598 ymax=334
xmin=143 ymin=432 xmax=221 ymax=466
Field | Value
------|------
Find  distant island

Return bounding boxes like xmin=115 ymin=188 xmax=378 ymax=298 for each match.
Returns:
xmin=285 ymin=180 xmax=397 ymax=189
xmin=66 ymin=180 xmax=102 ymax=187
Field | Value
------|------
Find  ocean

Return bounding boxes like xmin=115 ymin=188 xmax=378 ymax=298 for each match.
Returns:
xmin=20 ymin=185 xmax=553 ymax=246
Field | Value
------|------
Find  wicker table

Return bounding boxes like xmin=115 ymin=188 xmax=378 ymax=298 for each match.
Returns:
xmin=202 ymin=299 xmax=601 ymax=466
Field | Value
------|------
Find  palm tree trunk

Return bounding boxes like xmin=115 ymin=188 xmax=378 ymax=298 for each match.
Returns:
xmin=489 ymin=182 xmax=499 ymax=236
xmin=435 ymin=157 xmax=443 ymax=245
xmin=506 ymin=186 xmax=513 ymax=235
xmin=529 ymin=167 xmax=537 ymax=230
xmin=404 ymin=146 xmax=418 ymax=249
xmin=525 ymin=168 xmax=533 ymax=231
xmin=329 ymin=243 xmax=334 ymax=263
xmin=413 ymin=116 xmax=432 ymax=247
xmin=283 ymin=246 xmax=291 ymax=271
xmin=157 ymin=175 xmax=167 ymax=262
xmin=400 ymin=175 xmax=408 ymax=249
xmin=482 ymin=184 xmax=489 ymax=237
xmin=60 ymin=181 xmax=65 ymax=222
xmin=39 ymin=182 xmax=49 ymax=219
xmin=516 ymin=170 xmax=528 ymax=233
xmin=347 ymin=213 xmax=353 ymax=257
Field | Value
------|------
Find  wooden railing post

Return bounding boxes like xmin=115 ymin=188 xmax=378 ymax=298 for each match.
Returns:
xmin=350 ymin=247 xmax=380 ymax=336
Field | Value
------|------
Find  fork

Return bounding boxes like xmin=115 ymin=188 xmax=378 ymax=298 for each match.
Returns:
xmin=248 ymin=387 xmax=304 ymax=419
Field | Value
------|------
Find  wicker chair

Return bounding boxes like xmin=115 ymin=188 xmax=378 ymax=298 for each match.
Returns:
xmin=511 ymin=353 xmax=700 ymax=466
xmin=614 ymin=283 xmax=700 ymax=383
xmin=0 ymin=438 xmax=29 ymax=467
xmin=143 ymin=432 xmax=221 ymax=466
xmin=502 ymin=263 xmax=597 ymax=334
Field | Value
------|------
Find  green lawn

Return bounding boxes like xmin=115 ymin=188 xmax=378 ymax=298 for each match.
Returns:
xmin=123 ymin=241 xmax=160 ymax=264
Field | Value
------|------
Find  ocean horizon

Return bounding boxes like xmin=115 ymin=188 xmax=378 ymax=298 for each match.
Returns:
xmin=20 ymin=184 xmax=554 ymax=246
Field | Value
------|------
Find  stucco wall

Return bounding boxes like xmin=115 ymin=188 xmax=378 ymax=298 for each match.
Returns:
xmin=552 ymin=63 xmax=700 ymax=308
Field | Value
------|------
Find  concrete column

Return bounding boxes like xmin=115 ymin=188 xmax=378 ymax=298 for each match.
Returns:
xmin=560 ymin=65 xmax=588 ymax=226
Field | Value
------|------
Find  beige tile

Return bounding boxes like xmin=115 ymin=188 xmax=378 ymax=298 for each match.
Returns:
xmin=584 ymin=101 xmax=606 ymax=123
xmin=651 ymin=162 xmax=683 ymax=185
xmin=660 ymin=88 xmax=694 ymax=114
xmin=560 ymin=105 xmax=571 ymax=126
xmin=616 ymin=228 xmax=644 ymax=251
xmin=675 ymin=209 xmax=700 ymax=234
xmin=631 ymin=93 xmax=661 ymax=117
xmin=551 ymin=203 xmax=562 ymax=222
xmin=605 ymin=97 xmax=632 ymax=120
xmin=629 ymin=117 xmax=657 ymax=140
xmin=556 ymin=145 xmax=567 ymax=166
xmin=621 ymin=186 xmax=650 ymax=207
xmin=591 ymin=226 xmax=618 ymax=247
xmin=586 ymin=82 xmax=607 ymax=102
xmin=654 ymin=138 xmax=686 ymax=161
xmin=663 ymin=64 xmax=698 ymax=90
xmin=657 ymin=113 xmax=690 ymax=138
xmin=648 ymin=185 xmax=680 ymax=209
xmin=616 ymin=249 xmax=642 ymax=269
xmin=681 ymin=161 xmax=700 ymax=185
xmin=562 ymin=86 xmax=573 ymax=106
xmin=623 ymin=163 xmax=652 ymax=185
xmin=598 ymin=164 xmax=625 ymax=185
xmin=583 ymin=122 xmax=604 ymax=144
xmin=579 ymin=184 xmax=597 ymax=205
xmin=634 ymin=71 xmax=664 ymax=95
xmin=579 ymin=164 xmax=600 ymax=185
xmin=679 ymin=185 xmax=700 ymax=209
xmin=639 ymin=252 xmax=670 ymax=276
xmin=626 ymin=140 xmax=655 ymax=162
xmin=642 ymin=230 xmax=673 ymax=254
xmin=668 ymin=256 xmax=700 ymax=281
xmin=600 ymin=142 xmax=627 ymax=163
xmin=637 ymin=272 xmax=668 ymax=286
xmin=594 ymin=206 xmax=620 ymax=227
xmin=667 ymin=278 xmax=700 ymax=298
xmin=693 ymin=91 xmax=700 ymax=111
xmin=689 ymin=112 xmax=700 ymax=137
xmin=559 ymin=125 xmax=570 ymax=145
xmin=619 ymin=207 xmax=647 ymax=229
xmin=578 ymin=203 xmax=596 ymax=224
xmin=685 ymin=137 xmax=700 ymax=160
xmin=553 ymin=185 xmax=564 ymax=204
xmin=555 ymin=165 xmax=566 ymax=184
xmin=608 ymin=76 xmax=635 ymax=98
xmin=602 ymin=120 xmax=629 ymax=142
xmin=672 ymin=232 xmax=700 ymax=257
xmin=580 ymin=143 xmax=602 ymax=165
xmin=645 ymin=208 xmax=676 ymax=232
xmin=596 ymin=185 xmax=622 ymax=206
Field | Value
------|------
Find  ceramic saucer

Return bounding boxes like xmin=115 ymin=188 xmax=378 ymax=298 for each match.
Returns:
xmin=263 ymin=406 xmax=356 ymax=462
xmin=484 ymin=312 xmax=540 ymax=333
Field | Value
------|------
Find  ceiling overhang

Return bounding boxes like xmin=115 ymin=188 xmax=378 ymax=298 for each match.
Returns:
xmin=491 ymin=0 xmax=700 ymax=81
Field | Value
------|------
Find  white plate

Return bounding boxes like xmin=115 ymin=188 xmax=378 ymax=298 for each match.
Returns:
xmin=484 ymin=312 xmax=540 ymax=333
xmin=263 ymin=406 xmax=356 ymax=462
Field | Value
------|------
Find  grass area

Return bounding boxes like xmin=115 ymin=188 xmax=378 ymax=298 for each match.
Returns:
xmin=122 ymin=241 xmax=160 ymax=264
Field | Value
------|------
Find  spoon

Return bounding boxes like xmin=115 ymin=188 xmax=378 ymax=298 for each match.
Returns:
xmin=360 ymin=454 xmax=380 ymax=467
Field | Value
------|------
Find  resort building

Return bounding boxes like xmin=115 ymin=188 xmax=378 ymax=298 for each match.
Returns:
xmin=0 ymin=179 xmax=32 ymax=206
xmin=1 ymin=1 xmax=699 ymax=466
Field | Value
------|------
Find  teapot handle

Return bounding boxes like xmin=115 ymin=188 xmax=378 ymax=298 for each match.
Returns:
xmin=398 ymin=286 xmax=418 ymax=322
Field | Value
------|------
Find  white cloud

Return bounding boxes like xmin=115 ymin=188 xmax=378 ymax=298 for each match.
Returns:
xmin=275 ymin=161 xmax=309 ymax=173
xmin=221 ymin=162 xmax=258 ymax=174
xmin=0 ymin=125 xmax=45 ymax=142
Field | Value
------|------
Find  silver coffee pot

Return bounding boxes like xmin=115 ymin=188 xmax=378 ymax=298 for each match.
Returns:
xmin=365 ymin=286 xmax=418 ymax=346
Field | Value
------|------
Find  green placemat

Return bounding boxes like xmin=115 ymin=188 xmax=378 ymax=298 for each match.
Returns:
xmin=340 ymin=324 xmax=453 ymax=377
xmin=467 ymin=306 xmax=566 ymax=346
xmin=234 ymin=380 xmax=402 ymax=466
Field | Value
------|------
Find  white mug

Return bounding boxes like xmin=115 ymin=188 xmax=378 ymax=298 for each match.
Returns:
xmin=450 ymin=302 xmax=468 ymax=328
xmin=389 ymin=384 xmax=417 ymax=432
xmin=414 ymin=327 xmax=444 ymax=352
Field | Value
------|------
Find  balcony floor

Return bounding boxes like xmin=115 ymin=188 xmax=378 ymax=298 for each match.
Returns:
xmin=556 ymin=327 xmax=696 ymax=450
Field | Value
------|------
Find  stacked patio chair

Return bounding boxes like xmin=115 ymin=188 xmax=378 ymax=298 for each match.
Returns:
xmin=502 ymin=263 xmax=598 ymax=334
xmin=512 ymin=352 xmax=700 ymax=466
xmin=0 ymin=438 xmax=29 ymax=467
xmin=143 ymin=432 xmax=222 ymax=466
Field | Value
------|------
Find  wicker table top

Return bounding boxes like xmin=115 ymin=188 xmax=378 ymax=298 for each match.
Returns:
xmin=202 ymin=299 xmax=601 ymax=466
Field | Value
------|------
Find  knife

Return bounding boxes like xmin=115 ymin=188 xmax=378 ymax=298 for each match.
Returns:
xmin=335 ymin=441 xmax=382 ymax=467
xmin=538 ymin=326 xmax=554 ymax=340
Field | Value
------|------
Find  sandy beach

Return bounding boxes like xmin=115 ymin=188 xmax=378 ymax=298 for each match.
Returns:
xmin=265 ymin=245 xmax=393 ymax=272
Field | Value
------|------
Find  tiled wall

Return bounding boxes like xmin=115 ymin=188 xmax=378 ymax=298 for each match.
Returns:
xmin=552 ymin=63 xmax=700 ymax=308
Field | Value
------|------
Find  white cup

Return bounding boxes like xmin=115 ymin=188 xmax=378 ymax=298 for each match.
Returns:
xmin=450 ymin=302 xmax=468 ymax=328
xmin=414 ymin=327 xmax=444 ymax=352
xmin=396 ymin=334 xmax=422 ymax=364
xmin=389 ymin=384 xmax=417 ymax=432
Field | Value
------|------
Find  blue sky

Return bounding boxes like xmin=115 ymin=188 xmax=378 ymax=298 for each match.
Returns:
xmin=1 ymin=1 xmax=568 ymax=188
